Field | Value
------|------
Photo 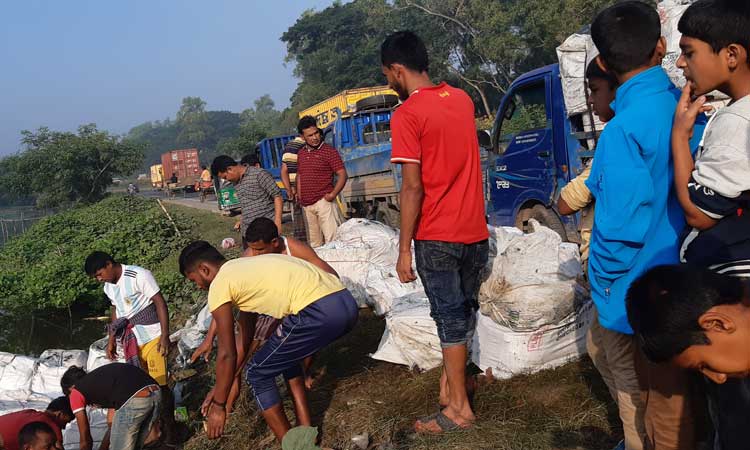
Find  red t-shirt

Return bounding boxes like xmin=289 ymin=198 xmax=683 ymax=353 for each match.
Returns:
xmin=297 ymin=143 xmax=345 ymax=207
xmin=390 ymin=82 xmax=489 ymax=244
xmin=0 ymin=410 xmax=63 ymax=450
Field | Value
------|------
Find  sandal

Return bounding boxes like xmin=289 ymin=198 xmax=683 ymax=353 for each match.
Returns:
xmin=414 ymin=411 xmax=471 ymax=434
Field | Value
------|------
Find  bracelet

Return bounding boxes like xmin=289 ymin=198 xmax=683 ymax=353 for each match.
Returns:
xmin=211 ymin=399 xmax=226 ymax=409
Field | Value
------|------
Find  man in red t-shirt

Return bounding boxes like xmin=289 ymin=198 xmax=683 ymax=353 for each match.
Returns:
xmin=382 ymin=31 xmax=489 ymax=434
xmin=0 ymin=397 xmax=74 ymax=450
xmin=295 ymin=116 xmax=348 ymax=248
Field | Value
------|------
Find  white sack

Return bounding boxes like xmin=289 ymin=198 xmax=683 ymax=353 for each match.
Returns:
xmin=472 ymin=300 xmax=594 ymax=379
xmin=0 ymin=352 xmax=36 ymax=401
xmin=31 ymin=350 xmax=88 ymax=399
xmin=63 ymin=408 xmax=109 ymax=450
xmin=370 ymin=293 xmax=441 ymax=371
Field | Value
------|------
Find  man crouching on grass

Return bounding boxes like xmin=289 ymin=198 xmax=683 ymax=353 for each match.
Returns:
xmin=178 ymin=240 xmax=358 ymax=442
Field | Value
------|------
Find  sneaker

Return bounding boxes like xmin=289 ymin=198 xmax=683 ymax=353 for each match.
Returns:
xmin=611 ymin=440 xmax=625 ymax=450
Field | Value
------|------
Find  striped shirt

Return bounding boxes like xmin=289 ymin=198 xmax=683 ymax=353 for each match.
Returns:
xmin=282 ymin=137 xmax=304 ymax=184
xmin=103 ymin=265 xmax=162 ymax=346
xmin=236 ymin=166 xmax=282 ymax=236
xmin=297 ymin=143 xmax=344 ymax=207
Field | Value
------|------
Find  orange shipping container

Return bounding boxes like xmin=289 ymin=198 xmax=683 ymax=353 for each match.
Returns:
xmin=161 ymin=148 xmax=200 ymax=184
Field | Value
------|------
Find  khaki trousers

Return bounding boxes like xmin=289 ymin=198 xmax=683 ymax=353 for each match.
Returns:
xmin=587 ymin=312 xmax=646 ymax=450
xmin=302 ymin=197 xmax=342 ymax=248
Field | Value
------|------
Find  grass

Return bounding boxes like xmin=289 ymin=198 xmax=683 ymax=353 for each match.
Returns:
xmin=157 ymin=203 xmax=620 ymax=450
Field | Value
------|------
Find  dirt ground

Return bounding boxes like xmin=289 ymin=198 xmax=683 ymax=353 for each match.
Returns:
xmin=180 ymin=310 xmax=620 ymax=450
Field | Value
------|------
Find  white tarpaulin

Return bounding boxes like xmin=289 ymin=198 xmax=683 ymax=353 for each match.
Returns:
xmin=479 ymin=221 xmax=587 ymax=331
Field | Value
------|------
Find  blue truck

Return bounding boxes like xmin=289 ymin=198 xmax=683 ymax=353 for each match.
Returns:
xmin=257 ymin=67 xmax=597 ymax=242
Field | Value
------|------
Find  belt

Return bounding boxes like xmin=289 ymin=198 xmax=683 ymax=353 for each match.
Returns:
xmin=133 ymin=385 xmax=160 ymax=398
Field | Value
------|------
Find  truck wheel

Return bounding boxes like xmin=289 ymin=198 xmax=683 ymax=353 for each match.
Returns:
xmin=516 ymin=204 xmax=568 ymax=241
xmin=356 ymin=95 xmax=399 ymax=112
xmin=376 ymin=205 xmax=401 ymax=229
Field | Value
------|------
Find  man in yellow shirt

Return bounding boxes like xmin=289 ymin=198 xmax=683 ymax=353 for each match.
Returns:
xmin=178 ymin=241 xmax=358 ymax=443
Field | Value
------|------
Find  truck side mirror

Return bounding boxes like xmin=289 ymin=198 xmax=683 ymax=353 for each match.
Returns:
xmin=477 ymin=129 xmax=492 ymax=150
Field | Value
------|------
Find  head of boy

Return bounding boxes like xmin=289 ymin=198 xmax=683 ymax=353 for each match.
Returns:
xmin=297 ymin=116 xmax=322 ymax=148
xmin=84 ymin=251 xmax=119 ymax=284
xmin=45 ymin=396 xmax=74 ymax=427
xmin=240 ymin=153 xmax=260 ymax=168
xmin=18 ymin=422 xmax=56 ymax=450
xmin=585 ymin=59 xmax=617 ymax=122
xmin=676 ymin=0 xmax=750 ymax=97
xmin=60 ymin=366 xmax=86 ymax=396
xmin=591 ymin=1 xmax=666 ymax=80
xmin=244 ymin=217 xmax=283 ymax=256
xmin=627 ymin=265 xmax=750 ymax=384
xmin=380 ymin=31 xmax=429 ymax=101
xmin=210 ymin=155 xmax=243 ymax=183
xmin=179 ymin=241 xmax=227 ymax=290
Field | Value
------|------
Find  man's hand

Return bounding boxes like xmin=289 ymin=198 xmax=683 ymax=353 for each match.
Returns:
xmin=200 ymin=389 xmax=214 ymax=417
xmin=106 ymin=338 xmax=117 ymax=360
xmin=233 ymin=221 xmax=241 ymax=231
xmin=396 ymin=250 xmax=417 ymax=283
xmin=324 ymin=192 xmax=336 ymax=202
xmin=205 ymin=400 xmax=227 ymax=439
xmin=288 ymin=191 xmax=296 ymax=203
xmin=191 ymin=340 xmax=212 ymax=364
xmin=157 ymin=334 xmax=170 ymax=357
xmin=673 ymin=84 xmax=713 ymax=140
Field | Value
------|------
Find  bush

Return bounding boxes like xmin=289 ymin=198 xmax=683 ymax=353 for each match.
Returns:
xmin=0 ymin=195 xmax=196 ymax=312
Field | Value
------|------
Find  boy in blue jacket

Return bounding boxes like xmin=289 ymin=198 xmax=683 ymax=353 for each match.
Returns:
xmin=587 ymin=2 xmax=707 ymax=449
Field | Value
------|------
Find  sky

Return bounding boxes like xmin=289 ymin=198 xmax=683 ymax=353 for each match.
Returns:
xmin=0 ymin=0 xmax=336 ymax=155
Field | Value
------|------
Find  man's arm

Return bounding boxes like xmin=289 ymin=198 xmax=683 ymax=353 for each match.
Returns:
xmin=286 ymin=237 xmax=339 ymax=277
xmin=281 ymin=163 xmax=294 ymax=202
xmin=97 ymin=409 xmax=113 ymax=450
xmin=325 ymin=168 xmax=348 ymax=201
xmin=190 ymin=318 xmax=217 ymax=363
xmin=558 ymin=166 xmax=593 ymax=216
xmin=273 ymin=196 xmax=283 ymax=234
xmin=151 ymin=293 xmax=170 ymax=356
xmin=396 ymin=163 xmax=423 ymax=283
xmin=74 ymin=410 xmax=94 ymax=450
xmin=205 ymin=304 xmax=235 ymax=439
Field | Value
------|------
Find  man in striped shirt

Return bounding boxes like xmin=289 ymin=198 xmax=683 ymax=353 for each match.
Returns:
xmin=296 ymin=116 xmax=347 ymax=248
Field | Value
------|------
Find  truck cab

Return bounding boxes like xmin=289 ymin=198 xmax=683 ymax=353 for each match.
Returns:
xmin=482 ymin=63 xmax=590 ymax=242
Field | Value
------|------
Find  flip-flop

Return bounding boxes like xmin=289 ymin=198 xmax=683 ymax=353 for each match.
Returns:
xmin=414 ymin=411 xmax=471 ymax=434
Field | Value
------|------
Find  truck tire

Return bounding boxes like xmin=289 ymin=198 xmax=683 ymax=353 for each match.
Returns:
xmin=515 ymin=204 xmax=568 ymax=242
xmin=356 ymin=94 xmax=399 ymax=112
xmin=376 ymin=204 xmax=401 ymax=229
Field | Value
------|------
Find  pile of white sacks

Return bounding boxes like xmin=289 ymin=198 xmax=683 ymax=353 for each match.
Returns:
xmin=0 ymin=218 xmax=594 ymax=448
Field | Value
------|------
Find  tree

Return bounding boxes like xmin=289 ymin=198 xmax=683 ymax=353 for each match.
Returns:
xmin=176 ymin=96 xmax=213 ymax=148
xmin=0 ymin=124 xmax=144 ymax=208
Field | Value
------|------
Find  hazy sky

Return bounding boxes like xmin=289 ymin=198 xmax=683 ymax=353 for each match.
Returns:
xmin=0 ymin=0 xmax=335 ymax=155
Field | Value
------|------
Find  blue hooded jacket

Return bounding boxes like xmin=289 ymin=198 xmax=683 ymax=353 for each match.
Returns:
xmin=585 ymin=66 xmax=705 ymax=334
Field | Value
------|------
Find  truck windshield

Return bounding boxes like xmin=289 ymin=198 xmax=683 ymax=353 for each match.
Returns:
xmin=496 ymin=81 xmax=549 ymax=153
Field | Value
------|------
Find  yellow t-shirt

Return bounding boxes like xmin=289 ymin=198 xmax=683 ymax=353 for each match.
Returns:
xmin=200 ymin=169 xmax=212 ymax=182
xmin=560 ymin=164 xmax=594 ymax=262
xmin=207 ymin=254 xmax=345 ymax=318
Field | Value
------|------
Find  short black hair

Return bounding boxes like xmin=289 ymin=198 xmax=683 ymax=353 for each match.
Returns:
xmin=178 ymin=240 xmax=226 ymax=276
xmin=297 ymin=116 xmax=318 ymax=134
xmin=210 ymin=155 xmax=239 ymax=177
xmin=60 ymin=366 xmax=86 ymax=395
xmin=591 ymin=1 xmax=661 ymax=75
xmin=240 ymin=153 xmax=260 ymax=167
xmin=678 ymin=0 xmax=750 ymax=56
xmin=245 ymin=217 xmax=279 ymax=244
xmin=381 ymin=31 xmax=429 ymax=73
xmin=18 ymin=422 xmax=55 ymax=448
xmin=626 ymin=265 xmax=746 ymax=363
xmin=84 ymin=251 xmax=115 ymax=276
xmin=47 ymin=396 xmax=73 ymax=419
xmin=586 ymin=59 xmax=618 ymax=89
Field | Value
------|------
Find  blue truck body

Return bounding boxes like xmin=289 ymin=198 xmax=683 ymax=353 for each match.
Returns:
xmin=257 ymin=65 xmax=592 ymax=239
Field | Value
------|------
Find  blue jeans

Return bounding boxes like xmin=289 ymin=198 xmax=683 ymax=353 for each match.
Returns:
xmin=246 ymin=289 xmax=358 ymax=410
xmin=415 ymin=239 xmax=489 ymax=348
xmin=109 ymin=388 xmax=161 ymax=450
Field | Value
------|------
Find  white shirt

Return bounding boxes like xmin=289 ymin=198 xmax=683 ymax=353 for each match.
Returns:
xmin=103 ymin=265 xmax=162 ymax=346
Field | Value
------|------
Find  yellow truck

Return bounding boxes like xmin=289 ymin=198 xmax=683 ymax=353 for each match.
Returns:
xmin=150 ymin=164 xmax=164 ymax=189
xmin=299 ymin=85 xmax=397 ymax=128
